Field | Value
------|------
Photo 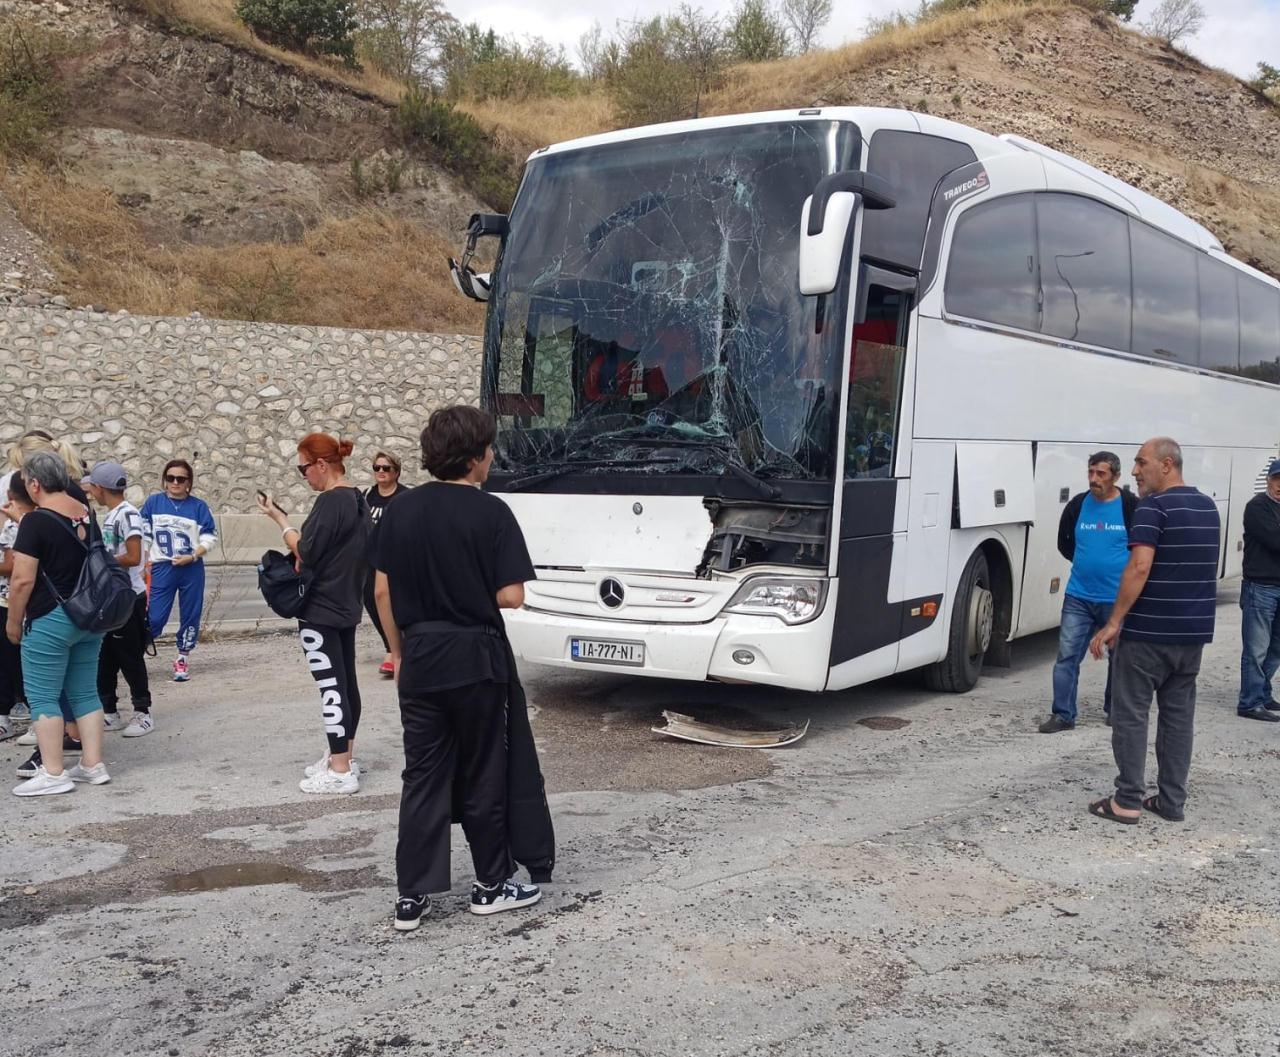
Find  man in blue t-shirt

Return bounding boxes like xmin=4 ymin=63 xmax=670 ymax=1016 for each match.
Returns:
xmin=1087 ymin=437 xmax=1220 ymax=825
xmin=1039 ymin=451 xmax=1137 ymax=733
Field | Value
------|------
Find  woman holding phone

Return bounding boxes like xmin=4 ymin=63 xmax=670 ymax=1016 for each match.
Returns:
xmin=258 ymin=433 xmax=369 ymax=794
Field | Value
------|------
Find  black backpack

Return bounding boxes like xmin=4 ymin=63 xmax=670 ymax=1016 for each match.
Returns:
xmin=257 ymin=548 xmax=308 ymax=619
xmin=38 ymin=507 xmax=136 ymax=633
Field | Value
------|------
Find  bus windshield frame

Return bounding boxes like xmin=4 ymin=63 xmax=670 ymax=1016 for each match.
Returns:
xmin=481 ymin=119 xmax=863 ymax=497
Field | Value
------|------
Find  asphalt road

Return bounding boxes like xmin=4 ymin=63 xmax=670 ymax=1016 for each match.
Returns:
xmin=3 ymin=583 xmax=1279 ymax=1057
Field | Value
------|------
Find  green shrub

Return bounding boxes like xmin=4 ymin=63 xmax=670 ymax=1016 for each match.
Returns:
xmin=397 ymin=84 xmax=518 ymax=208
xmin=0 ymin=24 xmax=67 ymax=160
xmin=234 ymin=0 xmax=359 ymax=64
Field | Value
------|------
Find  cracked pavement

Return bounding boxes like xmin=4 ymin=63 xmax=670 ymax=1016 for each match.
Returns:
xmin=3 ymin=584 xmax=1279 ymax=1056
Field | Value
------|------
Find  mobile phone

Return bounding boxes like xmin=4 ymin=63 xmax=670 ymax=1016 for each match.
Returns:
xmin=257 ymin=490 xmax=287 ymax=514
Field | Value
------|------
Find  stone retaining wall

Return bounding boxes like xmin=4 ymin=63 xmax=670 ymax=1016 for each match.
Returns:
xmin=2 ymin=306 xmax=482 ymax=560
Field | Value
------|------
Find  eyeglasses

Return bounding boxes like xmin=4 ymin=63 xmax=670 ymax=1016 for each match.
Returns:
xmin=164 ymin=474 xmax=190 ymax=484
xmin=372 ymin=464 xmax=395 ymax=473
xmin=296 ymin=461 xmax=319 ymax=477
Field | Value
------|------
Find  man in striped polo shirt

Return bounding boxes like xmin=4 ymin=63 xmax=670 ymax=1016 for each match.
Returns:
xmin=1086 ymin=437 xmax=1221 ymax=824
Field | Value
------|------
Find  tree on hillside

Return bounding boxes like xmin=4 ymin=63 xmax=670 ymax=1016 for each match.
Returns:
xmin=236 ymin=0 xmax=360 ymax=64
xmin=355 ymin=0 xmax=451 ymax=82
xmin=779 ymin=0 xmax=832 ymax=53
xmin=1102 ymin=0 xmax=1137 ymax=19
xmin=609 ymin=10 xmax=729 ymax=126
xmin=1252 ymin=61 xmax=1280 ymax=99
xmin=727 ymin=0 xmax=790 ymax=62
xmin=1143 ymin=0 xmax=1205 ymax=45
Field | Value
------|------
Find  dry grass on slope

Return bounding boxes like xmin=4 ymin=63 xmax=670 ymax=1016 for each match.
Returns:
xmin=5 ymin=164 xmax=483 ymax=333
xmin=121 ymin=0 xmax=406 ymax=103
xmin=458 ymin=92 xmax=616 ymax=156
xmin=706 ymin=0 xmax=1112 ymax=114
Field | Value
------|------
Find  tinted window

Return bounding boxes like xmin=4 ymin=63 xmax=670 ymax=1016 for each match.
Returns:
xmin=1239 ymin=275 xmax=1280 ymax=369
xmin=1036 ymin=194 xmax=1131 ymax=350
xmin=1131 ymin=220 xmax=1199 ymax=364
xmin=944 ymin=194 xmax=1039 ymax=332
xmin=1198 ymin=257 xmax=1239 ymax=371
xmin=864 ymin=131 xmax=976 ymax=270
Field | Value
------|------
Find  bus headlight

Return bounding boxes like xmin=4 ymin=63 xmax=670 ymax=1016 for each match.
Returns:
xmin=724 ymin=578 xmax=827 ymax=625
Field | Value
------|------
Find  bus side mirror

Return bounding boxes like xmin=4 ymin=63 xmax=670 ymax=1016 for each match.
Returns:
xmin=799 ymin=192 xmax=857 ymax=296
xmin=448 ymin=212 xmax=508 ymax=302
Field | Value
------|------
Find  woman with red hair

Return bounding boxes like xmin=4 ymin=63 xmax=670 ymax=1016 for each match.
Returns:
xmin=258 ymin=433 xmax=370 ymax=794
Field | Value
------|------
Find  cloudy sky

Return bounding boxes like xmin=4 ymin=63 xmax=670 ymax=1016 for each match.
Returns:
xmin=443 ymin=0 xmax=1280 ymax=81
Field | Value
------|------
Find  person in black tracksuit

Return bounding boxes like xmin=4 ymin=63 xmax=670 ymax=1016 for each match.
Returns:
xmin=258 ymin=433 xmax=369 ymax=793
xmin=363 ymin=450 xmax=409 ymax=677
xmin=1236 ymin=460 xmax=1280 ymax=722
xmin=374 ymin=405 xmax=549 ymax=932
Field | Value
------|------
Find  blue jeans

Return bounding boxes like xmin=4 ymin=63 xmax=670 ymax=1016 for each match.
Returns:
xmin=1238 ymin=580 xmax=1280 ymax=713
xmin=21 ymin=606 xmax=105 ymax=722
xmin=1051 ymin=594 xmax=1114 ymax=724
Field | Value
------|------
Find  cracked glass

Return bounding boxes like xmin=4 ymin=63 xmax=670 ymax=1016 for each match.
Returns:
xmin=482 ymin=120 xmax=861 ymax=488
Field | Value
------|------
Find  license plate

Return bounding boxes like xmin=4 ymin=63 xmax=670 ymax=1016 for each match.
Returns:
xmin=571 ymin=638 xmax=645 ymax=666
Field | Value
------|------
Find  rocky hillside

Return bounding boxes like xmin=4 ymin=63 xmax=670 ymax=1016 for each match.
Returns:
xmin=711 ymin=3 xmax=1280 ymax=279
xmin=0 ymin=0 xmax=488 ymax=332
xmin=2 ymin=0 xmax=1278 ymax=328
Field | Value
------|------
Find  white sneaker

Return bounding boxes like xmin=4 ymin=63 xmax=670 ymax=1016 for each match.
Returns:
xmin=16 ymin=727 xmax=38 ymax=746
xmin=67 ymin=761 xmax=111 ymax=785
xmin=10 ymin=702 xmax=29 ymax=720
xmin=102 ymin=713 xmax=124 ymax=732
xmin=122 ymin=712 xmax=154 ymax=738
xmin=299 ymin=767 xmax=359 ymax=795
xmin=13 ymin=765 xmax=74 ymax=797
xmin=0 ymin=715 xmax=12 ymax=741
xmin=304 ymin=752 xmax=361 ymax=779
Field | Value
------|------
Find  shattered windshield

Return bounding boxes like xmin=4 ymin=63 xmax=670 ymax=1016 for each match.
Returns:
xmin=482 ymin=120 xmax=861 ymax=487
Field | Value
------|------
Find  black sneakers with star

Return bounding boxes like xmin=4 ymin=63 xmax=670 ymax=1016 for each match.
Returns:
xmin=469 ymin=877 xmax=541 ymax=916
xmin=393 ymin=894 xmax=431 ymax=932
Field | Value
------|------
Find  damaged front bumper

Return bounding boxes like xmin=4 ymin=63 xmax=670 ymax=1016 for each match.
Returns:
xmin=503 ymin=582 xmax=835 ymax=692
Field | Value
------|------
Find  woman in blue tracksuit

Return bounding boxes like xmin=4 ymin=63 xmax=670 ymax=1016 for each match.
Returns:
xmin=140 ymin=459 xmax=217 ymax=682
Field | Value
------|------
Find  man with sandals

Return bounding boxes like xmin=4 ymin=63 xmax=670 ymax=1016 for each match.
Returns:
xmin=1086 ymin=437 xmax=1220 ymax=826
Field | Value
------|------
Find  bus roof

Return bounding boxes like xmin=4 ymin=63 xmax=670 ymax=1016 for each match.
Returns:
xmin=527 ymin=106 xmax=1276 ymax=288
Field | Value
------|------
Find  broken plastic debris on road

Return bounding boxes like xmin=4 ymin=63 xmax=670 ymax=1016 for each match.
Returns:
xmin=651 ymin=710 xmax=810 ymax=748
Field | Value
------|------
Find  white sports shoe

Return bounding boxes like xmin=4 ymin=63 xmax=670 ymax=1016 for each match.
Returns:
xmin=122 ymin=712 xmax=154 ymax=738
xmin=304 ymin=752 xmax=361 ymax=779
xmin=67 ymin=761 xmax=111 ymax=785
xmin=299 ymin=767 xmax=359 ymax=795
xmin=10 ymin=702 xmax=29 ymax=720
xmin=102 ymin=713 xmax=125 ymax=732
xmin=16 ymin=727 xmax=38 ymax=746
xmin=13 ymin=765 xmax=74 ymax=797
xmin=0 ymin=715 xmax=12 ymax=741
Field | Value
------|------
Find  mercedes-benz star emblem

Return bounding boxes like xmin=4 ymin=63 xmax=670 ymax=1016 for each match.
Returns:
xmin=599 ymin=578 xmax=625 ymax=609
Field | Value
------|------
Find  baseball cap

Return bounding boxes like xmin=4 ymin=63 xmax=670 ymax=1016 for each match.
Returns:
xmin=82 ymin=461 xmax=128 ymax=490
xmin=1269 ymin=459 xmax=1280 ymax=479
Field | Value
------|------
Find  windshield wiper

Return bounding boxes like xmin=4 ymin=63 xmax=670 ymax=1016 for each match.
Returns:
xmin=719 ymin=461 xmax=781 ymax=500
xmin=503 ymin=457 xmax=682 ymax=492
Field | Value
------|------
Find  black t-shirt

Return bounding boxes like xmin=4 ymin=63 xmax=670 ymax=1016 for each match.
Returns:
xmin=373 ymin=482 xmax=535 ymax=694
xmin=297 ymin=487 xmax=369 ymax=628
xmin=13 ymin=504 xmax=101 ymax=622
xmin=365 ymin=483 xmax=409 ymax=523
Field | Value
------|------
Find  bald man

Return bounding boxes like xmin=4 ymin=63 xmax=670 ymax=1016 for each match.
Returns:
xmin=1086 ymin=437 xmax=1220 ymax=825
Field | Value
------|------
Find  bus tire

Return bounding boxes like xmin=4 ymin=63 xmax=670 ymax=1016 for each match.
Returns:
xmin=923 ymin=550 xmax=994 ymax=693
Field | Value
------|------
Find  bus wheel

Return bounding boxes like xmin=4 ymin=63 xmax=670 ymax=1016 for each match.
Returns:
xmin=923 ymin=550 xmax=994 ymax=693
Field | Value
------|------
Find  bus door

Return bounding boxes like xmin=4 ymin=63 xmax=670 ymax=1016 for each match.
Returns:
xmin=826 ymin=266 xmax=916 ymax=688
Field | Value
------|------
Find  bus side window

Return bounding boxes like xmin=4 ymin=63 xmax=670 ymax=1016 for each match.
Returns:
xmin=846 ymin=284 xmax=907 ymax=480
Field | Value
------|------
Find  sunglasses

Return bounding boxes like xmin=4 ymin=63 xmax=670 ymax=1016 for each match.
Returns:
xmin=372 ymin=464 xmax=395 ymax=473
xmin=164 ymin=474 xmax=190 ymax=484
xmin=297 ymin=460 xmax=322 ymax=477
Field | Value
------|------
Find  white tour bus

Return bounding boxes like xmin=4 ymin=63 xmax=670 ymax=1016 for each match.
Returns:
xmin=449 ymin=107 xmax=1280 ymax=693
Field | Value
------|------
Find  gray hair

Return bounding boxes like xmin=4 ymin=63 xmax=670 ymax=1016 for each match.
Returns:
xmin=22 ymin=449 xmax=71 ymax=493
xmin=1149 ymin=436 xmax=1183 ymax=471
